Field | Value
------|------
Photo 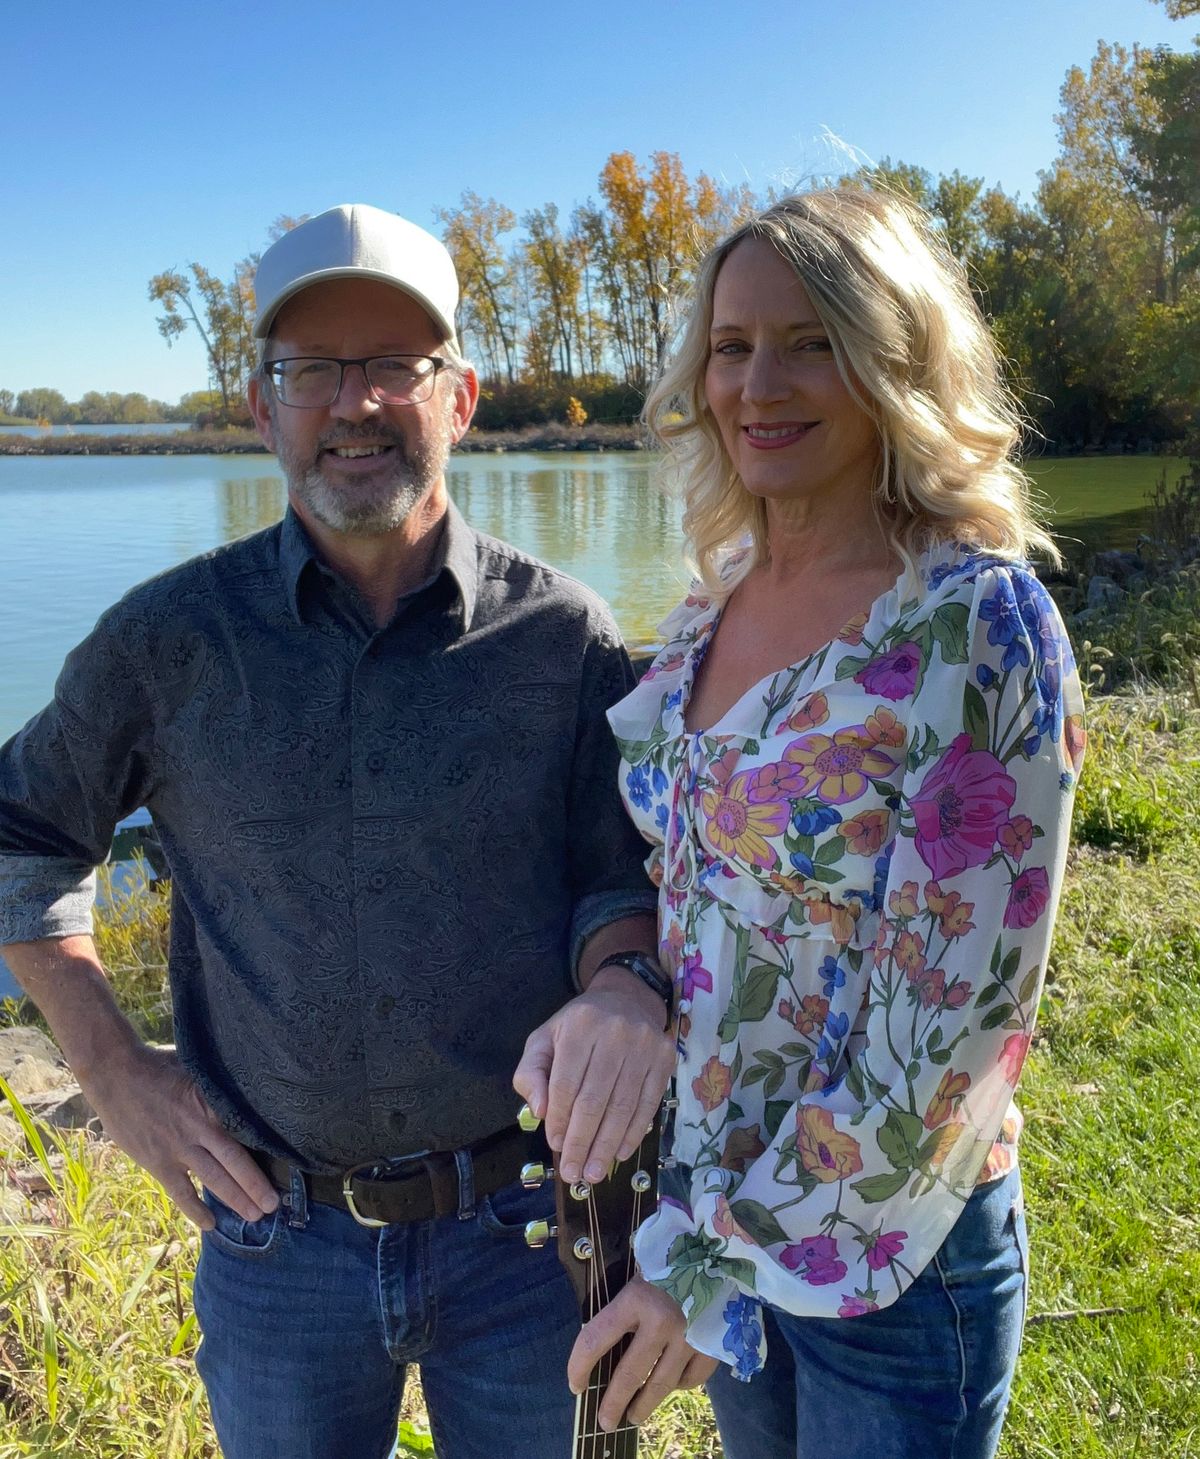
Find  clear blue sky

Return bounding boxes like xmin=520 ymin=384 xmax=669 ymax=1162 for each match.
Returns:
xmin=1 ymin=0 xmax=1191 ymax=403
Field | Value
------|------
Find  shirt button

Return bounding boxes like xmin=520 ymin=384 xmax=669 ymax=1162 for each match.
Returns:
xmin=368 ymin=872 xmax=388 ymax=891
xmin=366 ymin=752 xmax=385 ymax=772
xmin=377 ymin=995 xmax=395 ymax=1017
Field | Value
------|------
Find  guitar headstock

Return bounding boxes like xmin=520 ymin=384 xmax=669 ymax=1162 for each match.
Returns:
xmin=516 ymin=1103 xmax=661 ymax=1316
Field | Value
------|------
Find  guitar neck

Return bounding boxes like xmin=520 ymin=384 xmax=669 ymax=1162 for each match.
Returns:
xmin=574 ymin=1332 xmax=640 ymax=1459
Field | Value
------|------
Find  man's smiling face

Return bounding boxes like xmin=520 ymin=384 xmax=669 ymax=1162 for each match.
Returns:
xmin=248 ymin=276 xmax=474 ymax=536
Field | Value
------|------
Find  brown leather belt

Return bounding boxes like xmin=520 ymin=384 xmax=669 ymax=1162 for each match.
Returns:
xmin=256 ymin=1123 xmax=545 ymax=1227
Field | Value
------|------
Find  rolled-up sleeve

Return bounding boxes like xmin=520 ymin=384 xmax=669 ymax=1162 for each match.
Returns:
xmin=566 ymin=624 xmax=657 ymax=976
xmin=0 ymin=606 xmax=155 ymax=945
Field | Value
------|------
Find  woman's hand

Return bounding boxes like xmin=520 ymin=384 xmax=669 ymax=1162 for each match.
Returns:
xmin=567 ymin=1274 xmax=719 ymax=1431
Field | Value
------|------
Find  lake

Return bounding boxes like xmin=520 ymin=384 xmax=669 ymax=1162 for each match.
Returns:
xmin=0 ymin=450 xmax=1185 ymax=744
xmin=0 ymin=422 xmax=191 ymax=436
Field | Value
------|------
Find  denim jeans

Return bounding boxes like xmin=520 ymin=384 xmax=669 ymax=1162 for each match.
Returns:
xmin=706 ymin=1169 xmax=1028 ymax=1459
xmin=192 ymin=1170 xmax=579 ymax=1459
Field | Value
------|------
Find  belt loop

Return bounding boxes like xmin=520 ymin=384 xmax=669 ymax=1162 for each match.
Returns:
xmin=454 ymin=1148 xmax=476 ymax=1221
xmin=286 ymin=1166 xmax=309 ymax=1229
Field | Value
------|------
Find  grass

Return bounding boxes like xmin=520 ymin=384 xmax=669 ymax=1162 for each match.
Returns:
xmin=2 ymin=645 xmax=1200 ymax=1453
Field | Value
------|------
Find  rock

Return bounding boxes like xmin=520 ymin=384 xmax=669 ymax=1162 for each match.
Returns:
xmin=0 ymin=1027 xmax=69 ymax=1098
xmin=1086 ymin=575 xmax=1124 ymax=610
xmin=0 ymin=1027 xmax=96 ymax=1131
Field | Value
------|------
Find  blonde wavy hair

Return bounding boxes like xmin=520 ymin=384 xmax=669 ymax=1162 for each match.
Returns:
xmin=645 ymin=187 xmax=1057 ymax=595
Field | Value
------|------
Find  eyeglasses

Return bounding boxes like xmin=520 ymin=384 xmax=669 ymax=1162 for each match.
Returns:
xmin=263 ymin=354 xmax=446 ymax=408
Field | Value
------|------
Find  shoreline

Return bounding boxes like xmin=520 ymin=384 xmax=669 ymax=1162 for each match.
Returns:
xmin=0 ymin=423 xmax=648 ymax=456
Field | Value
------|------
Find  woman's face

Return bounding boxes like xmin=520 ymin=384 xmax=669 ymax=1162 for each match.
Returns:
xmin=704 ymin=237 xmax=880 ymax=514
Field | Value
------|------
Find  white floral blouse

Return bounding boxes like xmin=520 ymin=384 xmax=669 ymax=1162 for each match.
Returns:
xmin=608 ymin=542 xmax=1085 ymax=1379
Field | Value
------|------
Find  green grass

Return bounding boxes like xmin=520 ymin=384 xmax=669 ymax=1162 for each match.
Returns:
xmin=1027 ymin=455 xmax=1186 ymax=555
xmin=2 ymin=695 xmax=1199 ymax=1454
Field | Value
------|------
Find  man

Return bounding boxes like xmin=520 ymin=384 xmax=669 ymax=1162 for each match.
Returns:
xmin=0 ymin=204 xmax=700 ymax=1458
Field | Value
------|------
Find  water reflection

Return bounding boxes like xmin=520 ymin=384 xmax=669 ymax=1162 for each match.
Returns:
xmin=221 ymin=475 xmax=287 ymax=542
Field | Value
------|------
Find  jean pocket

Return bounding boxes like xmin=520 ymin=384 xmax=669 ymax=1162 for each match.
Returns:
xmin=478 ymin=1178 xmax=555 ymax=1240
xmin=201 ymin=1188 xmax=285 ymax=1259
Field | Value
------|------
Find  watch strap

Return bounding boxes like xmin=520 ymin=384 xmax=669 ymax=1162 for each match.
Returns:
xmin=595 ymin=951 xmax=673 ymax=1011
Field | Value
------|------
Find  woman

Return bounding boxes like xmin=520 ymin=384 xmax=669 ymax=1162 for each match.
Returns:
xmin=602 ymin=190 xmax=1085 ymax=1457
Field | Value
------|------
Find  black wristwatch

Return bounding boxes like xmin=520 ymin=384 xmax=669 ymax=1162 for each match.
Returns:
xmin=595 ymin=951 xmax=674 ymax=1018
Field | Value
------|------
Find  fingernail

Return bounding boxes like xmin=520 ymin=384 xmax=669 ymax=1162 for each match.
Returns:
xmin=585 ymin=1161 xmax=605 ymax=1182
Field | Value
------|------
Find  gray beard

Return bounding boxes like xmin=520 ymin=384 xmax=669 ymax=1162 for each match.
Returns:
xmin=280 ymin=417 xmax=452 ymax=536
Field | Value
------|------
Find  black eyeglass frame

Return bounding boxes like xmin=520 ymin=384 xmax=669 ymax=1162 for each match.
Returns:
xmin=262 ymin=354 xmax=448 ymax=408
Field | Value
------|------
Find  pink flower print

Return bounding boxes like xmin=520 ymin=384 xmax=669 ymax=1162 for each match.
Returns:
xmin=784 ymin=727 xmax=900 ymax=806
xmin=838 ymin=611 xmax=870 ymax=646
xmin=838 ymin=1295 xmax=879 ymax=1318
xmin=854 ymin=641 xmax=922 ymax=701
xmin=1064 ymin=714 xmax=1086 ymax=774
xmin=679 ymin=951 xmax=714 ymax=1002
xmin=709 ymin=746 xmax=742 ymax=788
xmin=893 ymin=930 xmax=927 ymax=977
xmin=863 ymin=1229 xmax=908 ymax=1272
xmin=912 ymin=967 xmax=946 ymax=1010
xmin=790 ymin=994 xmax=830 ymax=1036
xmin=889 ymin=880 xmax=919 ymax=919
xmin=997 ymin=815 xmax=1035 ymax=861
xmin=1004 ymin=867 xmax=1050 ymax=928
xmin=842 ymin=808 xmax=892 ymax=856
xmin=943 ymin=979 xmax=973 ymax=1008
xmin=937 ymin=891 xmax=976 ymax=941
xmin=786 ymin=691 xmax=830 ymax=732
xmin=747 ymin=759 xmax=809 ymax=804
xmin=781 ymin=1234 xmax=848 ymax=1286
xmin=641 ymin=650 xmax=685 ymax=682
xmin=910 ymin=734 xmax=1016 ymax=879
xmin=713 ymin=1194 xmax=736 ymax=1239
xmin=999 ymin=1031 xmax=1032 ymax=1085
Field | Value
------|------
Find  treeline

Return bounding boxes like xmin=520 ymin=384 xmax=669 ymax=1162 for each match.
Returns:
xmin=0 ymin=387 xmax=225 ymax=427
xmin=10 ymin=28 xmax=1196 ymax=447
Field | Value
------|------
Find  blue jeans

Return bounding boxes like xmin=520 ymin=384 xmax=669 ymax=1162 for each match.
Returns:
xmin=706 ymin=1169 xmax=1028 ymax=1459
xmin=192 ymin=1171 xmax=579 ymax=1459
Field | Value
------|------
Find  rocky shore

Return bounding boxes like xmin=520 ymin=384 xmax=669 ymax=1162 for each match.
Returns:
xmin=0 ymin=422 xmax=647 ymax=456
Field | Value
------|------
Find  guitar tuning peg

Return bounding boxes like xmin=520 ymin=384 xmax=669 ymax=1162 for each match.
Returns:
xmin=524 ymin=1218 xmax=557 ymax=1249
xmin=520 ymin=1161 xmax=553 ymax=1188
xmin=659 ymin=1155 xmax=678 ymax=1170
xmin=631 ymin=1170 xmax=653 ymax=1193
xmin=517 ymin=1103 xmax=542 ymax=1133
xmin=662 ymin=1096 xmax=680 ymax=1110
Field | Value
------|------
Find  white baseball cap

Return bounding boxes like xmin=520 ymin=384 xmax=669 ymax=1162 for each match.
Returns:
xmin=253 ymin=203 xmax=459 ymax=344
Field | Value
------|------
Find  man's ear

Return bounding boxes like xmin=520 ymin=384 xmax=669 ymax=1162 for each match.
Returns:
xmin=246 ymin=374 xmax=276 ymax=453
xmin=449 ymin=366 xmax=479 ymax=445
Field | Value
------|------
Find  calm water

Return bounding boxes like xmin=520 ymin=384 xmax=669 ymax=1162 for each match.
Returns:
xmin=0 ymin=451 xmax=689 ymax=742
xmin=0 ymin=450 xmax=1182 ymax=744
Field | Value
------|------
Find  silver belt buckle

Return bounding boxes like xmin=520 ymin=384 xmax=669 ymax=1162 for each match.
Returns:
xmin=341 ymin=1150 xmax=431 ymax=1229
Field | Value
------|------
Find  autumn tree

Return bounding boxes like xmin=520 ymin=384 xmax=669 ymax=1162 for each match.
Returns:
xmin=148 ymin=259 xmax=256 ymax=411
xmin=438 ymin=193 xmax=520 ymax=383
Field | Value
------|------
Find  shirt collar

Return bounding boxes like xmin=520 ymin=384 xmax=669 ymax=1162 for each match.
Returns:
xmin=280 ymin=500 xmax=479 ymax=632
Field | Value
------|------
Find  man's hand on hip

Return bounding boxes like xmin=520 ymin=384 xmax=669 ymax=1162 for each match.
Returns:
xmin=84 ymin=1042 xmax=279 ymax=1229
xmin=513 ymin=965 xmax=674 ymax=1186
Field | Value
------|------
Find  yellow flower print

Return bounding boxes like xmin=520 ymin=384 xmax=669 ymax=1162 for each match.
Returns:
xmin=796 ymin=1106 xmax=864 ymax=1183
xmin=841 ymin=808 xmax=892 ymax=856
xmin=783 ymin=725 xmax=900 ymax=805
xmin=785 ymin=691 xmax=830 ymax=732
xmin=838 ymin=611 xmax=869 ymax=645
xmin=924 ymin=1069 xmax=972 ymax=1129
xmin=804 ymin=895 xmax=857 ymax=945
xmin=864 ymin=705 xmax=906 ymax=748
xmin=693 ymin=1055 xmax=733 ymax=1112
xmin=888 ymin=880 xmax=920 ymax=918
xmin=700 ymin=770 xmax=788 ymax=869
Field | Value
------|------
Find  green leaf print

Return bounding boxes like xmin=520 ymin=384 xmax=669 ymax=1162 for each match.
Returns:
xmin=1018 ymin=966 xmax=1040 ymax=1003
xmin=876 ymin=1108 xmax=925 ymax=1169
xmin=722 ymin=1257 xmax=760 ymax=1290
xmin=740 ymin=964 xmax=782 ymax=1023
xmin=729 ymin=1199 xmax=790 ymax=1247
xmin=835 ymin=654 xmax=870 ymax=681
xmin=981 ymin=1002 xmax=1017 ymax=1030
xmin=931 ymin=602 xmax=971 ymax=664
xmin=963 ymin=682 xmax=990 ymax=751
xmin=763 ymin=1099 xmax=791 ymax=1140
xmin=851 ymin=1169 xmax=912 ymax=1203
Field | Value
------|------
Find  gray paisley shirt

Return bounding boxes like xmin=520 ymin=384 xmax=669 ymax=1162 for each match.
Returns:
xmin=0 ymin=504 xmax=654 ymax=1170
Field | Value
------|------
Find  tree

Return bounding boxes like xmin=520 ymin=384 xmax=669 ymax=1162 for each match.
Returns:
xmin=437 ymin=193 xmax=520 ymax=383
xmin=15 ymin=387 xmax=73 ymax=423
xmin=0 ymin=389 xmax=15 ymax=417
xmin=521 ymin=204 xmax=583 ymax=381
xmin=148 ymin=259 xmax=256 ymax=410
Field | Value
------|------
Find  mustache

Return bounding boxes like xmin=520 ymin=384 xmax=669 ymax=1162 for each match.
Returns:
xmin=318 ymin=424 xmax=410 ymax=453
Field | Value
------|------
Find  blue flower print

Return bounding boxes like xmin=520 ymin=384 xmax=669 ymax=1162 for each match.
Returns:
xmin=626 ymin=766 xmax=652 ymax=812
xmin=790 ymin=850 xmax=816 ymax=878
xmin=655 ymin=803 xmax=670 ymax=833
xmin=665 ymin=687 xmax=684 ymax=712
xmin=819 ymin=956 xmax=846 ymax=998
xmin=976 ymin=663 xmax=996 ymax=689
xmin=652 ymin=766 xmax=670 ymax=796
xmin=979 ymin=582 xmax=1032 ymax=672
xmin=722 ymin=1294 xmax=763 ymax=1381
xmin=816 ymin=1009 xmax=850 ymax=1064
xmin=792 ymin=801 xmax=842 ymax=836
